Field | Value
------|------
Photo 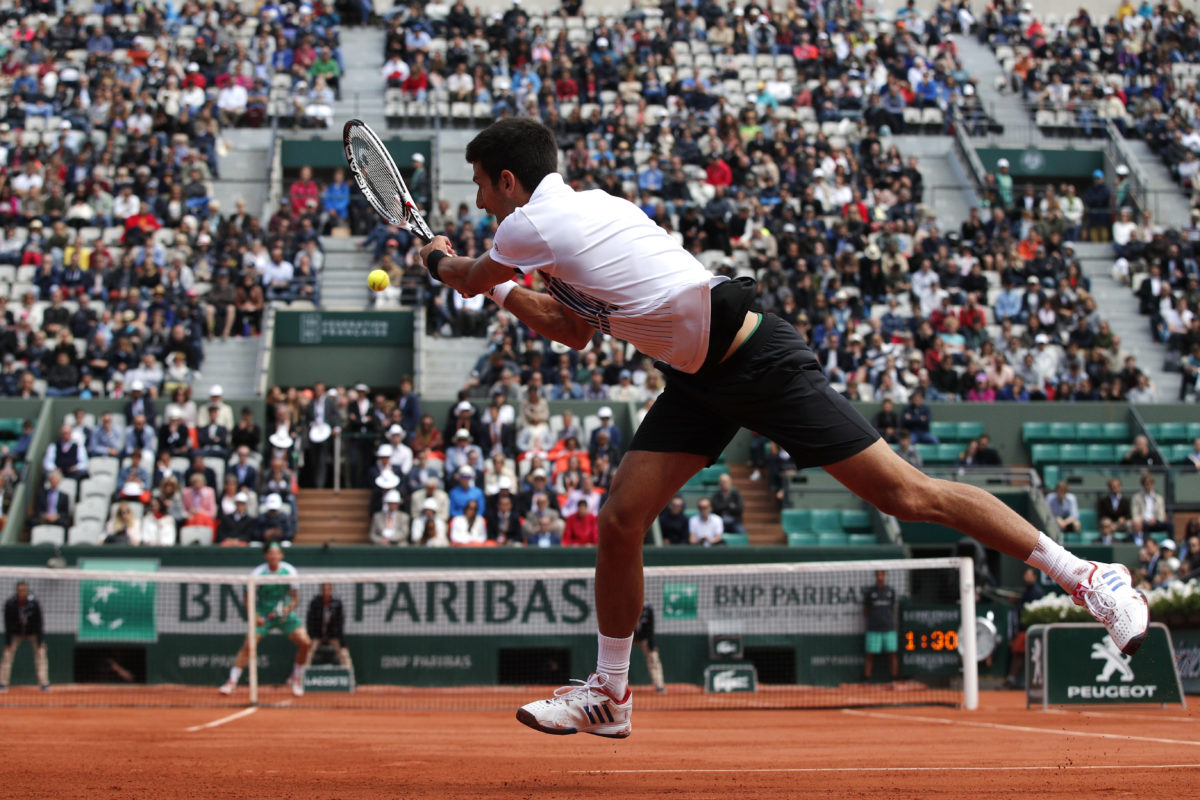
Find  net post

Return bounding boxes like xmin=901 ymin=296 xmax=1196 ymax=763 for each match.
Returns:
xmin=958 ymin=557 xmax=979 ymax=711
xmin=247 ymin=578 xmax=258 ymax=706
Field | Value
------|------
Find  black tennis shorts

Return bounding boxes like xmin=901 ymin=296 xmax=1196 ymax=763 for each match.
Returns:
xmin=630 ymin=312 xmax=880 ymax=470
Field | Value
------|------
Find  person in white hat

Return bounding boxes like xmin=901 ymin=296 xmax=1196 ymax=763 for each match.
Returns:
xmin=411 ymin=497 xmax=449 ymax=546
xmin=369 ymin=489 xmax=411 ymax=545
xmin=216 ymin=492 xmax=256 ymax=544
xmin=448 ymin=465 xmax=485 ymax=518
xmin=346 ymin=383 xmax=379 ymax=488
xmin=304 ymin=382 xmax=342 ymax=489
xmin=386 ymin=424 xmax=413 ymax=475
xmin=257 ymin=493 xmax=294 ymax=543
xmin=589 ymin=406 xmax=622 ymax=453
xmin=411 ymin=473 xmax=450 ymax=526
xmin=199 ymin=384 xmax=234 ymax=430
xmin=445 ymin=426 xmax=483 ymax=477
xmin=123 ymin=379 xmax=155 ymax=425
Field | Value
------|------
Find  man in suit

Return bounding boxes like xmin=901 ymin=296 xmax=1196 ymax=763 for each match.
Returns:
xmin=486 ymin=491 xmax=523 ymax=544
xmin=479 ymin=391 xmax=516 ymax=458
xmin=304 ymin=383 xmax=342 ymax=489
xmin=196 ymin=420 xmax=230 ymax=459
xmin=1096 ymin=477 xmax=1131 ymax=533
xmin=368 ymin=489 xmax=410 ymax=545
xmin=183 ymin=455 xmax=218 ymax=492
xmin=123 ymin=380 xmax=155 ymax=425
xmin=410 ymin=474 xmax=449 ymax=524
xmin=32 ymin=470 xmax=71 ymax=527
xmin=42 ymin=425 xmax=89 ymax=482
xmin=1131 ymin=473 xmax=1171 ymax=545
xmin=215 ymin=492 xmax=256 ymax=544
xmin=589 ymin=406 xmax=622 ymax=454
xmin=345 ymin=383 xmax=379 ymax=488
xmin=397 ymin=375 xmax=422 ymax=435
xmin=88 ymin=413 xmax=124 ymax=458
xmin=443 ymin=399 xmax=484 ymax=447
xmin=228 ymin=446 xmax=258 ymax=492
xmin=517 ymin=468 xmax=552 ymax=517
xmin=815 ymin=331 xmax=856 ymax=384
xmin=124 ymin=414 xmax=157 ymax=460
xmin=305 ymin=583 xmax=354 ymax=676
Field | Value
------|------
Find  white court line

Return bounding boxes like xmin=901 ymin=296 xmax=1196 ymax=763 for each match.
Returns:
xmin=1044 ymin=709 xmax=1198 ymax=724
xmin=569 ymin=764 xmax=1200 ymax=775
xmin=842 ymin=708 xmax=1200 ymax=748
xmin=185 ymin=706 xmax=258 ymax=732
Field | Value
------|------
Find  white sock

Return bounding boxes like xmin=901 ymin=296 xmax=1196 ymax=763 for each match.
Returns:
xmin=292 ymin=662 xmax=305 ymax=681
xmin=1026 ymin=532 xmax=1092 ymax=592
xmin=596 ymin=632 xmax=633 ymax=698
xmin=228 ymin=666 xmax=243 ymax=685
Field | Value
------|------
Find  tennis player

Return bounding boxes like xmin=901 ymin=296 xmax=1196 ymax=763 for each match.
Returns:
xmin=219 ymin=542 xmax=311 ymax=697
xmin=420 ymin=118 xmax=1148 ymax=738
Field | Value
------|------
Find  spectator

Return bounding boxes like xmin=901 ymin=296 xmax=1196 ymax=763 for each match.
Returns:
xmin=258 ymin=493 xmax=294 ymax=544
xmin=369 ymin=490 xmax=410 ymax=546
xmin=1046 ymin=482 xmax=1081 ymax=534
xmin=32 ymin=470 xmax=70 ymax=529
xmin=104 ymin=502 xmax=142 ymax=545
xmin=305 ymin=583 xmax=354 ymax=677
xmin=141 ymin=497 xmax=178 ymax=546
xmin=896 ymin=430 xmax=923 ymax=468
xmin=1131 ymin=474 xmax=1171 ymax=544
xmin=87 ymin=413 xmax=123 ymax=459
xmin=688 ymin=498 xmax=725 ymax=547
xmin=43 ymin=424 xmax=88 ymax=481
xmin=449 ymin=499 xmax=487 ymax=546
xmin=527 ymin=512 xmax=562 ymax=548
xmin=485 ymin=492 xmax=522 ymax=545
xmin=448 ymin=465 xmax=485 ymax=518
xmin=563 ymin=499 xmax=599 ymax=546
xmin=1120 ymin=435 xmax=1163 ymax=467
xmin=901 ymin=391 xmax=938 ymax=444
xmin=710 ymin=473 xmax=745 ymax=534
xmin=216 ymin=492 xmax=256 ymax=546
xmin=1 ymin=582 xmax=48 ymax=691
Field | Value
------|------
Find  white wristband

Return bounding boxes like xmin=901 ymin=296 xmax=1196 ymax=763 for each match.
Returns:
xmin=487 ymin=280 xmax=518 ymax=307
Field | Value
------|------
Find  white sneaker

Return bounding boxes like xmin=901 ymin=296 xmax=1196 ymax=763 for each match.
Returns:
xmin=288 ymin=676 xmax=304 ymax=697
xmin=1072 ymin=562 xmax=1149 ymax=655
xmin=218 ymin=681 xmax=235 ymax=695
xmin=749 ymin=470 xmax=761 ymax=482
xmin=516 ymin=673 xmax=632 ymax=739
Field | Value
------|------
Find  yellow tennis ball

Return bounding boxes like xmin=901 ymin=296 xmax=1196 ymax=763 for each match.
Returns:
xmin=367 ymin=269 xmax=390 ymax=292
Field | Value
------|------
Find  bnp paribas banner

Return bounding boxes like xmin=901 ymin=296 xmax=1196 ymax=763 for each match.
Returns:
xmin=28 ymin=568 xmax=914 ymax=638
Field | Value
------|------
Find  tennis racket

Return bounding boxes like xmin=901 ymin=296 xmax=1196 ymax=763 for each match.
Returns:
xmin=342 ymin=118 xmax=435 ymax=243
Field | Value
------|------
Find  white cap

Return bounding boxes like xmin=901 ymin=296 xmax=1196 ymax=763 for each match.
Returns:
xmin=384 ymin=489 xmax=402 ymax=504
xmin=455 ymin=428 xmax=472 ymax=440
xmin=597 ymin=406 xmax=613 ymax=418
xmin=208 ymin=384 xmax=223 ymax=396
xmin=412 ymin=152 xmax=425 ymax=162
xmin=130 ymin=380 xmax=146 ymax=392
xmin=455 ymin=400 xmax=473 ymax=414
xmin=596 ymin=36 xmax=609 ymax=48
xmin=996 ymin=158 xmax=1009 ymax=168
xmin=269 ymin=431 xmax=293 ymax=450
xmin=187 ymin=61 xmax=199 ymax=71
xmin=234 ymin=492 xmax=249 ymax=503
xmin=388 ymin=424 xmax=405 ymax=437
xmin=376 ymin=443 xmax=393 ymax=458
xmin=1035 ymin=333 xmax=1050 ymax=344
xmin=530 ymin=468 xmax=548 ymax=479
xmin=458 ymin=466 xmax=475 ymax=477
xmin=120 ymin=481 xmax=142 ymax=497
xmin=1116 ymin=165 xmax=1129 ymax=176
xmin=422 ymin=498 xmax=439 ymax=511
xmin=264 ymin=493 xmax=283 ymax=511
xmin=497 ymin=476 xmax=513 ymax=491
xmin=812 ymin=168 xmax=824 ymax=178
xmin=167 ymin=408 xmax=182 ymax=419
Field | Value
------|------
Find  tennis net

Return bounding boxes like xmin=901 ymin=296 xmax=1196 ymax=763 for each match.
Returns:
xmin=0 ymin=558 xmax=978 ymax=710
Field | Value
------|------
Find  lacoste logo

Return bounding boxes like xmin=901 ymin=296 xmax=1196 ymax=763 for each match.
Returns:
xmin=712 ymin=670 xmax=750 ymax=692
xmin=1091 ymin=638 xmax=1134 ymax=683
xmin=1030 ymin=637 xmax=1042 ymax=686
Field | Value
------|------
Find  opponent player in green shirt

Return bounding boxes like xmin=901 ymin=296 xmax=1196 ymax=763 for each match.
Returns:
xmin=219 ymin=542 xmax=312 ymax=697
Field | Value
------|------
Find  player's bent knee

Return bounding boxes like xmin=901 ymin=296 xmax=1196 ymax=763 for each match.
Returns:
xmin=870 ymin=476 xmax=936 ymax=522
xmin=598 ymin=503 xmax=652 ymax=546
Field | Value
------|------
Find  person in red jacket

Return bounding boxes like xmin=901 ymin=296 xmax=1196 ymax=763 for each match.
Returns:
xmin=289 ymin=166 xmax=319 ymax=220
xmin=704 ymin=156 xmax=732 ymax=187
xmin=562 ymin=499 xmax=598 ymax=546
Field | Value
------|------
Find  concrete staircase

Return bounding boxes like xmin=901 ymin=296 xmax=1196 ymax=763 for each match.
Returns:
xmin=954 ymin=35 xmax=1045 ymax=147
xmin=296 ymin=489 xmax=372 ymax=544
xmin=319 ymin=235 xmax=373 ymax=309
xmin=1117 ymin=137 xmax=1193 ymax=231
xmin=421 ymin=335 xmax=486 ymax=399
xmin=727 ymin=464 xmax=783 ymax=545
xmin=195 ymin=336 xmax=262 ymax=400
xmin=1073 ymin=241 xmax=1173 ymax=394
xmin=213 ymin=128 xmax=271 ymax=216
xmin=889 ymin=135 xmax=978 ymax=232
xmin=333 ymin=26 xmax=388 ymax=131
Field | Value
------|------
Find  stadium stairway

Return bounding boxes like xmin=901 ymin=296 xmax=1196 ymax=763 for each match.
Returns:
xmin=319 ymin=235 xmax=372 ymax=308
xmin=213 ymin=128 xmax=270 ymax=216
xmin=193 ymin=336 xmax=262 ymax=399
xmin=953 ymin=36 xmax=1047 ymax=147
xmin=1116 ymin=137 xmax=1193 ymax=231
xmin=889 ymin=135 xmax=977 ymax=231
xmin=296 ymin=489 xmax=372 ymax=544
xmin=1074 ymin=241 xmax=1173 ymax=391
xmin=333 ymin=26 xmax=388 ymax=132
xmin=727 ymin=464 xmax=784 ymax=545
xmin=421 ymin=335 xmax=487 ymax=399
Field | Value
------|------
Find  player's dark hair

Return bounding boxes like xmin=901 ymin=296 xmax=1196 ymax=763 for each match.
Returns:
xmin=466 ymin=118 xmax=558 ymax=193
xmin=264 ymin=541 xmax=283 ymax=555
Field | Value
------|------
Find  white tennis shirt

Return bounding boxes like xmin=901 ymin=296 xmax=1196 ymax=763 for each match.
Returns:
xmin=488 ymin=173 xmax=721 ymax=374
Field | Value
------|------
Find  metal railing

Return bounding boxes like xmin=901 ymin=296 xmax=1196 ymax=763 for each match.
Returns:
xmin=254 ymin=305 xmax=277 ymax=399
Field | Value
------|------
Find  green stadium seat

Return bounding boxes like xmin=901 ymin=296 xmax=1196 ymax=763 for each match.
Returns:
xmin=810 ymin=509 xmax=842 ymax=533
xmin=1187 ymin=423 xmax=1200 ymax=441
xmin=1101 ymin=423 xmax=1130 ymax=442
xmin=1048 ymin=422 xmax=1077 ymax=442
xmin=839 ymin=509 xmax=871 ymax=532
xmin=1031 ymin=444 xmax=1060 ymax=465
xmin=685 ymin=465 xmax=729 ymax=488
xmin=1077 ymin=509 xmax=1097 ymax=532
xmin=936 ymin=443 xmax=962 ymax=463
xmin=1062 ymin=532 xmax=1086 ymax=546
xmin=1085 ymin=444 xmax=1116 ymax=464
xmin=1023 ymin=422 xmax=1050 ymax=443
xmin=787 ymin=532 xmax=819 ymax=546
xmin=722 ymin=532 xmax=749 ymax=547
xmin=847 ymin=533 xmax=877 ymax=546
xmin=1173 ymin=444 xmax=1196 ymax=464
xmin=817 ymin=532 xmax=850 ymax=546
xmin=781 ymin=509 xmax=812 ymax=534
xmin=930 ymin=421 xmax=957 ymax=441
xmin=1042 ymin=465 xmax=1060 ymax=488
xmin=1059 ymin=444 xmax=1087 ymax=463
xmin=915 ymin=443 xmax=938 ymax=462
xmin=956 ymin=421 xmax=985 ymax=440
xmin=1075 ymin=423 xmax=1104 ymax=443
xmin=1157 ymin=423 xmax=1189 ymax=443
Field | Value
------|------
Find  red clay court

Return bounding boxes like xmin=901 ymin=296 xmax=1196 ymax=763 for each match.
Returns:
xmin=3 ymin=690 xmax=1197 ymax=799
